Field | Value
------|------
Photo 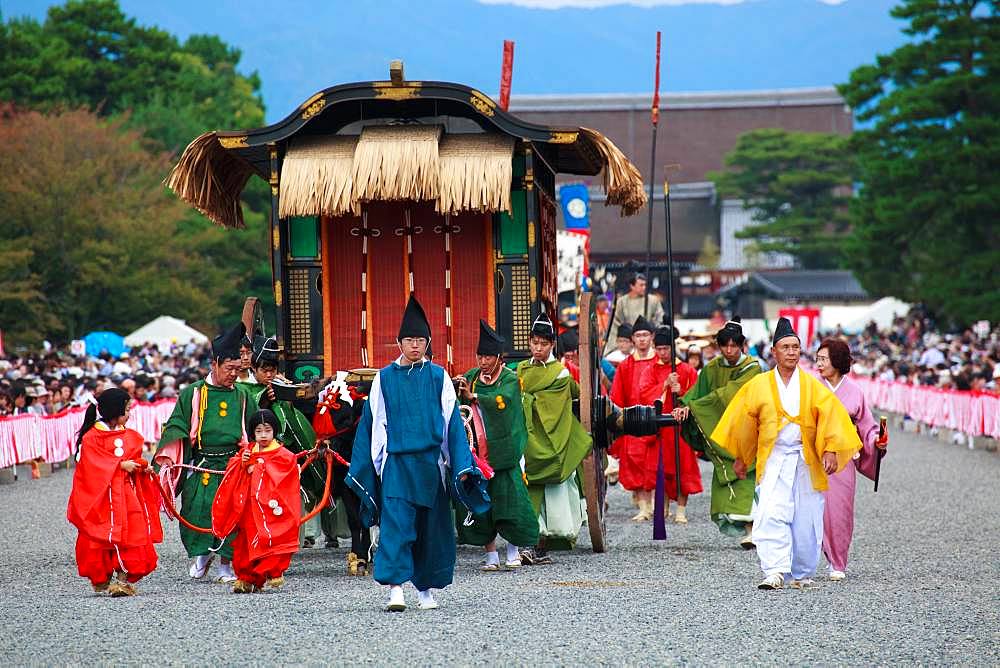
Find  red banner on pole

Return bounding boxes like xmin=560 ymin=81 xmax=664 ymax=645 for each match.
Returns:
xmin=499 ymin=40 xmax=515 ymax=111
xmin=651 ymin=31 xmax=661 ymax=126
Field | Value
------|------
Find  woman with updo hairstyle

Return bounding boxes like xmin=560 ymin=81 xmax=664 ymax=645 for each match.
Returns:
xmin=67 ymin=387 xmax=163 ymax=596
xmin=814 ymin=337 xmax=889 ymax=582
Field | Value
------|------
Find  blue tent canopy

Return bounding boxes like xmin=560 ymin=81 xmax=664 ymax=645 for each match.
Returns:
xmin=82 ymin=331 xmax=127 ymax=358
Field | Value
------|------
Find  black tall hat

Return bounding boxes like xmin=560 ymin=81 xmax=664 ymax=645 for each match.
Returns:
xmin=476 ymin=319 xmax=505 ymax=356
xmin=559 ymin=327 xmax=579 ymax=352
xmin=398 ymin=294 xmax=432 ymax=341
xmin=772 ymin=317 xmax=799 ymax=345
xmin=251 ymin=335 xmax=279 ymax=367
xmin=212 ymin=322 xmax=246 ymax=362
xmin=617 ymin=323 xmax=633 ymax=339
xmin=716 ymin=317 xmax=746 ymax=345
xmin=654 ymin=326 xmax=679 ymax=347
xmin=632 ymin=315 xmax=654 ymax=335
xmin=530 ymin=312 xmax=556 ymax=341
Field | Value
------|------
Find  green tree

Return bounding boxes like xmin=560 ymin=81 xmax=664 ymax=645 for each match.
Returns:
xmin=0 ymin=0 xmax=264 ymax=152
xmin=709 ymin=129 xmax=855 ymax=270
xmin=0 ymin=107 xmax=234 ymax=346
xmin=839 ymin=0 xmax=1000 ymax=324
xmin=0 ymin=1 xmax=276 ymax=333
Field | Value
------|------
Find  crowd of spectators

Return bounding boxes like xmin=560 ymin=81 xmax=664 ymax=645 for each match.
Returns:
xmin=2 ymin=309 xmax=998 ymax=419
xmin=832 ymin=315 xmax=1000 ymax=393
xmin=0 ymin=341 xmax=215 ymax=417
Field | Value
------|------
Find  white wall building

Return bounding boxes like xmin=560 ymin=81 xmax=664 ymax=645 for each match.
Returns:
xmin=719 ymin=199 xmax=795 ymax=270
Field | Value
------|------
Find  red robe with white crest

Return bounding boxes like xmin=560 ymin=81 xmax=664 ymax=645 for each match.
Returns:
xmin=212 ymin=440 xmax=301 ymax=586
xmin=67 ymin=425 xmax=162 ymax=585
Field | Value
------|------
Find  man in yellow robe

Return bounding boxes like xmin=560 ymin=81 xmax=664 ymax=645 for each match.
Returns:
xmin=711 ymin=318 xmax=861 ymax=590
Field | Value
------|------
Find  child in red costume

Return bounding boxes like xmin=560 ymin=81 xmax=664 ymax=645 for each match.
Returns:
xmin=212 ymin=409 xmax=301 ymax=593
xmin=67 ymin=388 xmax=163 ymax=596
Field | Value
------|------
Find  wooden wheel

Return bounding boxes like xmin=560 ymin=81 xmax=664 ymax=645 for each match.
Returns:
xmin=241 ymin=297 xmax=266 ymax=340
xmin=578 ymin=291 xmax=608 ymax=553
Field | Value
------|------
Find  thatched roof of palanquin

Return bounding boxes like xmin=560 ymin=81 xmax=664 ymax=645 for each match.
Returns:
xmin=165 ymin=79 xmax=646 ymax=228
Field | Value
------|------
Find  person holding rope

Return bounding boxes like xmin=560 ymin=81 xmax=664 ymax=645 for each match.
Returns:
xmin=154 ymin=323 xmax=258 ymax=584
xmin=67 ymin=388 xmax=163 ymax=597
xmin=347 ymin=295 xmax=490 ymax=612
xmin=239 ymin=336 xmax=332 ymax=550
xmin=212 ymin=409 xmax=301 ymax=593
xmin=454 ymin=320 xmax=539 ymax=571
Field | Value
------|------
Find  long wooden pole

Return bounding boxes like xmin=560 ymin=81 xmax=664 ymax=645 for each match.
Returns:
xmin=643 ymin=31 xmax=661 ymax=319
xmin=664 ymin=179 xmax=682 ymax=505
xmin=646 ymin=31 xmax=669 ymax=542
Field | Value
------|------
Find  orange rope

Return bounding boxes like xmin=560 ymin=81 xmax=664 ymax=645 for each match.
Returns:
xmin=155 ymin=449 xmax=341 ymax=534
xmin=299 ymin=451 xmax=334 ymax=525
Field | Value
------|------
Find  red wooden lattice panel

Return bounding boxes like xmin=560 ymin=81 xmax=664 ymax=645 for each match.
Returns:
xmin=324 ymin=214 xmax=363 ymax=372
xmin=365 ymin=202 xmax=408 ymax=365
xmin=410 ymin=204 xmax=490 ymax=375
xmin=325 ymin=202 xmax=490 ymax=373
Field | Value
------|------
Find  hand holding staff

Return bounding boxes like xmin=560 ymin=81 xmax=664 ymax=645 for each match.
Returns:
xmin=874 ymin=416 xmax=887 ymax=492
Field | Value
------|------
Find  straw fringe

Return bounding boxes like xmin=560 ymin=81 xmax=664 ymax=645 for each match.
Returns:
xmin=279 ymin=136 xmax=358 ymax=217
xmin=165 ymin=126 xmax=641 ymax=225
xmin=436 ymin=134 xmax=514 ymax=215
xmin=579 ymin=127 xmax=647 ymax=217
xmin=164 ymin=132 xmax=254 ymax=228
xmin=352 ymin=125 xmax=441 ymax=203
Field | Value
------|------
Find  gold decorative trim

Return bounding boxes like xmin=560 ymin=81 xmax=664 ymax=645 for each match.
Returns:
xmin=271 ymin=185 xmax=278 ymax=195
xmin=549 ymin=131 xmax=579 ymax=144
xmin=528 ymin=223 xmax=535 ymax=248
xmin=469 ymin=90 xmax=496 ymax=117
xmin=299 ymin=92 xmax=324 ymax=110
xmin=269 ymin=145 xmax=278 ymax=185
xmin=530 ymin=277 xmax=537 ymax=301
xmin=218 ymin=135 xmax=248 ymax=149
xmin=372 ymin=81 xmax=422 ymax=100
xmin=302 ymin=98 xmax=326 ymax=120
xmin=272 ymin=227 xmax=280 ymax=251
xmin=274 ymin=280 xmax=283 ymax=307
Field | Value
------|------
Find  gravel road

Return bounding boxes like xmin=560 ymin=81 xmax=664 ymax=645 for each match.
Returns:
xmin=0 ymin=428 xmax=996 ymax=666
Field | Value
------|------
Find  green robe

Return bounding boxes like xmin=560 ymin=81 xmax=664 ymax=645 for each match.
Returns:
xmin=156 ymin=379 xmax=258 ymax=558
xmin=517 ymin=358 xmax=592 ymax=550
xmin=455 ymin=366 xmax=539 ymax=548
xmin=680 ymin=354 xmax=762 ymax=536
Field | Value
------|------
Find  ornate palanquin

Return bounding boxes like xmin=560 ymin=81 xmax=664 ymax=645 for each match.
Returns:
xmin=166 ymin=66 xmax=644 ymax=380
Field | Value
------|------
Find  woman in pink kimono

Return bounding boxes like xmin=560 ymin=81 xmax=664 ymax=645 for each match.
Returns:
xmin=815 ymin=338 xmax=889 ymax=581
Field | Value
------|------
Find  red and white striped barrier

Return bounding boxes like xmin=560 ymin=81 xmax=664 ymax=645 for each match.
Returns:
xmin=0 ymin=399 xmax=177 ymax=468
xmin=853 ymin=376 xmax=1000 ymax=440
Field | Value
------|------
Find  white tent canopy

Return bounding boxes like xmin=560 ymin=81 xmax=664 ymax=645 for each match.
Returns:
xmin=124 ymin=316 xmax=209 ymax=350
xmin=820 ymin=297 xmax=911 ymax=335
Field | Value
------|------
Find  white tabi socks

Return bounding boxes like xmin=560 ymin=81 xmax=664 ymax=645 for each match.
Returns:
xmin=417 ymin=589 xmax=439 ymax=610
xmin=385 ymin=585 xmax=406 ymax=612
xmin=214 ymin=561 xmax=237 ymax=584
xmin=188 ymin=554 xmax=213 ymax=579
xmin=505 ymin=543 xmax=521 ymax=567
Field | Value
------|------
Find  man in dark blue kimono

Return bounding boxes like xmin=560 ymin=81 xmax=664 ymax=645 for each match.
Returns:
xmin=348 ymin=295 xmax=490 ymax=612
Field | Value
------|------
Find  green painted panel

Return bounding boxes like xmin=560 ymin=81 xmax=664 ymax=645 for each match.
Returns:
xmin=499 ymin=190 xmax=527 ymax=256
xmin=288 ymin=217 xmax=319 ymax=258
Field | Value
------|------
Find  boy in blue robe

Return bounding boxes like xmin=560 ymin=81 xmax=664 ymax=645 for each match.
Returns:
xmin=348 ymin=295 xmax=490 ymax=612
